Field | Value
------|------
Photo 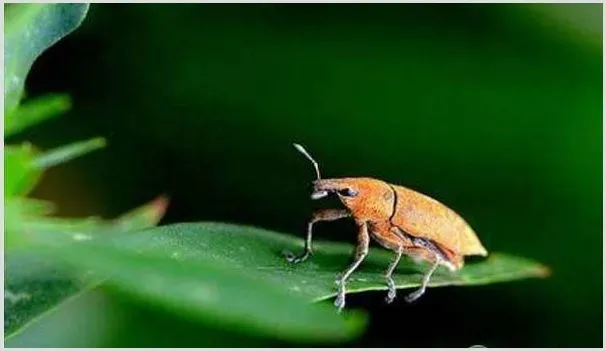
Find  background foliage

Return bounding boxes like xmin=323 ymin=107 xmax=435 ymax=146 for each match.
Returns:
xmin=5 ymin=3 xmax=602 ymax=347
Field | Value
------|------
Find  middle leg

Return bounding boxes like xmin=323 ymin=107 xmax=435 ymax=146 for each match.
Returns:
xmin=385 ymin=246 xmax=403 ymax=304
xmin=368 ymin=223 xmax=412 ymax=304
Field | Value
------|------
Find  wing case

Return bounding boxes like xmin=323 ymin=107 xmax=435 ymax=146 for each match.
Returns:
xmin=390 ymin=185 xmax=487 ymax=256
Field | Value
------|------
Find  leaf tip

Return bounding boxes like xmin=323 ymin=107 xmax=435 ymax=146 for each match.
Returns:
xmin=55 ymin=94 xmax=73 ymax=110
xmin=91 ymin=137 xmax=107 ymax=149
xmin=148 ymin=194 xmax=170 ymax=223
xmin=152 ymin=194 xmax=170 ymax=216
xmin=533 ymin=263 xmax=552 ymax=278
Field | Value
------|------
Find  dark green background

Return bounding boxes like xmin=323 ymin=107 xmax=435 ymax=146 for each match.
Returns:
xmin=14 ymin=3 xmax=602 ymax=347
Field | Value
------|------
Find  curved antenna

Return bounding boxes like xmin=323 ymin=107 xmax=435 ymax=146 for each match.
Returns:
xmin=293 ymin=143 xmax=321 ymax=180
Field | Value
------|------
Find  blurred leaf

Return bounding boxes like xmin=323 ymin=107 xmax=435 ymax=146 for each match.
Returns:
xmin=36 ymin=235 xmax=366 ymax=343
xmin=5 ymin=193 xmax=169 ymax=250
xmin=525 ymin=4 xmax=602 ymax=48
xmin=4 ymin=143 xmax=41 ymax=198
xmin=110 ymin=223 xmax=550 ymax=302
xmin=5 ymin=198 xmax=56 ymax=249
xmin=5 ymin=137 xmax=106 ymax=199
xmin=4 ymin=288 xmax=118 ymax=348
xmin=16 ymin=222 xmax=546 ymax=344
xmin=4 ymin=286 xmax=299 ymax=348
xmin=4 ymin=196 xmax=169 ymax=341
xmin=4 ymin=3 xmax=89 ymax=116
xmin=32 ymin=137 xmax=106 ymax=170
xmin=7 ymin=197 xmax=56 ymax=217
xmin=111 ymin=195 xmax=170 ymax=232
xmin=4 ymin=250 xmax=96 ymax=342
xmin=5 ymin=94 xmax=71 ymax=138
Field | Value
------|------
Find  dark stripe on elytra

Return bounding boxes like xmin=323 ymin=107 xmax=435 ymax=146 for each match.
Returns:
xmin=388 ymin=184 xmax=398 ymax=222
xmin=387 ymin=184 xmax=451 ymax=263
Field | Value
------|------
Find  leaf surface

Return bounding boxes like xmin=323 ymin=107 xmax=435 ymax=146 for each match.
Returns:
xmin=110 ymin=223 xmax=550 ymax=302
xmin=4 ymin=4 xmax=89 ymax=116
xmin=4 ymin=196 xmax=168 ymax=340
xmin=4 ymin=94 xmax=71 ymax=137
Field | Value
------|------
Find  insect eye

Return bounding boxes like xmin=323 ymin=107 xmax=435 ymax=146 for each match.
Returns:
xmin=338 ymin=188 xmax=358 ymax=197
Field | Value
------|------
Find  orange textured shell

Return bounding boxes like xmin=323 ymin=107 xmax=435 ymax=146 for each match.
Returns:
xmin=324 ymin=177 xmax=487 ymax=257
xmin=389 ymin=184 xmax=487 ymax=257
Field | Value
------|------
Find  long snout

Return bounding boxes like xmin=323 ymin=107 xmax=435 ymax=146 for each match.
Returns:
xmin=310 ymin=178 xmax=348 ymax=200
xmin=311 ymin=190 xmax=328 ymax=200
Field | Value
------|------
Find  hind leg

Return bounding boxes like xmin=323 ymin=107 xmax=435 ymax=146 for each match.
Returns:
xmin=390 ymin=227 xmax=454 ymax=302
xmin=401 ymin=246 xmax=444 ymax=302
xmin=404 ymin=254 xmax=441 ymax=302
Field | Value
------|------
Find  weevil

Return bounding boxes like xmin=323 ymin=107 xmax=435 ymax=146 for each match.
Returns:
xmin=284 ymin=143 xmax=488 ymax=312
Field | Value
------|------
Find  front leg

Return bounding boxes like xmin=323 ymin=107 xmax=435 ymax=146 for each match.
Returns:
xmin=334 ymin=221 xmax=370 ymax=312
xmin=285 ymin=209 xmax=350 ymax=264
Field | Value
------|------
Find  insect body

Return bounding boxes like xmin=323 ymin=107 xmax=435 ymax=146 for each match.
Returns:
xmin=285 ymin=143 xmax=488 ymax=311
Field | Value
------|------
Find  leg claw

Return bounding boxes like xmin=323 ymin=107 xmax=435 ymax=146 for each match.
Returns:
xmin=385 ymin=289 xmax=396 ymax=304
xmin=334 ymin=293 xmax=345 ymax=312
xmin=404 ymin=289 xmax=424 ymax=303
xmin=385 ymin=277 xmax=396 ymax=304
xmin=283 ymin=250 xmax=309 ymax=264
xmin=334 ymin=279 xmax=346 ymax=312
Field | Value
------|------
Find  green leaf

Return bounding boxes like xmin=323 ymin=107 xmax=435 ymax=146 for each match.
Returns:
xmin=4 ymin=249 xmax=96 ymax=341
xmin=110 ymin=195 xmax=170 ymax=232
xmin=4 ymin=287 xmax=298 ymax=348
xmin=4 ymin=143 xmax=41 ymax=198
xmin=11 ymin=221 xmax=367 ymax=343
xmin=32 ymin=137 xmax=106 ymax=169
xmin=4 ymin=288 xmax=120 ymax=348
xmin=5 ymin=198 xmax=56 ymax=249
xmin=6 ymin=221 xmax=548 ymax=345
xmin=4 ymin=196 xmax=169 ymax=341
xmin=14 ymin=222 xmax=546 ymax=344
xmin=4 ymin=3 xmax=89 ymax=116
xmin=5 ymin=94 xmax=71 ymax=137
xmin=43 ymin=237 xmax=366 ymax=343
xmin=4 ymin=137 xmax=106 ymax=199
xmin=109 ymin=223 xmax=550 ymax=303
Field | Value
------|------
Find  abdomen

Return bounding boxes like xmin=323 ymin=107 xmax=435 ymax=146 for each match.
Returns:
xmin=390 ymin=185 xmax=487 ymax=257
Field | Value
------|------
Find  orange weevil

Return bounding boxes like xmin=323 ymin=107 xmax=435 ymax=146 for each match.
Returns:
xmin=284 ymin=143 xmax=488 ymax=312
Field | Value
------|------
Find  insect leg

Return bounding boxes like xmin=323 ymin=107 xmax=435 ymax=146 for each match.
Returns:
xmin=405 ymin=255 xmax=441 ymax=303
xmin=334 ymin=221 xmax=369 ymax=312
xmin=367 ymin=224 xmax=412 ymax=304
xmin=285 ymin=209 xmax=350 ymax=264
xmin=384 ymin=246 xmax=403 ymax=304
